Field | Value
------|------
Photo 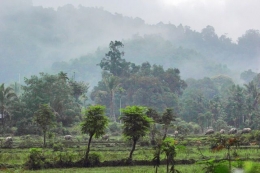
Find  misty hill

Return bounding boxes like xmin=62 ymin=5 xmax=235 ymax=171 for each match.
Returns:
xmin=1 ymin=0 xmax=259 ymax=84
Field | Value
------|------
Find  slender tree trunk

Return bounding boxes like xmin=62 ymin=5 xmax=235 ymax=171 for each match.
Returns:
xmin=163 ymin=127 xmax=168 ymax=140
xmin=112 ymin=90 xmax=116 ymax=122
xmin=166 ymin=155 xmax=169 ymax=173
xmin=43 ymin=131 xmax=46 ymax=147
xmin=85 ymin=135 xmax=93 ymax=161
xmin=110 ymin=90 xmax=116 ymax=122
xmin=228 ymin=147 xmax=231 ymax=173
xmin=151 ymin=124 xmax=156 ymax=142
xmin=171 ymin=157 xmax=175 ymax=173
xmin=129 ymin=139 xmax=137 ymax=160
xmin=1 ymin=109 xmax=4 ymax=136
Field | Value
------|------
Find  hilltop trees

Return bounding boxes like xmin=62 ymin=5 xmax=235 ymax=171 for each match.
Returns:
xmin=93 ymin=42 xmax=187 ymax=120
xmin=99 ymin=41 xmax=129 ymax=77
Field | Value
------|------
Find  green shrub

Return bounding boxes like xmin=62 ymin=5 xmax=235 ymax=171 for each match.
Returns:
xmin=109 ymin=122 xmax=121 ymax=133
xmin=59 ymin=151 xmax=78 ymax=164
xmin=139 ymin=137 xmax=150 ymax=146
xmin=244 ymin=161 xmax=260 ymax=173
xmin=18 ymin=139 xmax=34 ymax=148
xmin=53 ymin=142 xmax=64 ymax=152
xmin=87 ymin=153 xmax=102 ymax=166
xmin=25 ymin=148 xmax=45 ymax=170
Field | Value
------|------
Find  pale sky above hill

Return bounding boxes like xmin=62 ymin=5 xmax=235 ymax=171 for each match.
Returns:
xmin=31 ymin=0 xmax=260 ymax=42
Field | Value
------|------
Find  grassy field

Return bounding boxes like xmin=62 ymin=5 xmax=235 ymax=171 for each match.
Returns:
xmin=1 ymin=134 xmax=260 ymax=172
xmin=1 ymin=165 xmax=203 ymax=173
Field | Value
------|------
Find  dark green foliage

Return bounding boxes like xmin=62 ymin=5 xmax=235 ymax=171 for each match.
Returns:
xmin=53 ymin=142 xmax=64 ymax=152
xmin=69 ymin=80 xmax=89 ymax=102
xmin=108 ymin=122 xmax=121 ymax=133
xmin=0 ymin=83 xmax=18 ymax=134
xmin=87 ymin=153 xmax=102 ymax=166
xmin=161 ymin=137 xmax=178 ymax=173
xmin=93 ymin=60 xmax=186 ymax=113
xmin=20 ymin=72 xmax=83 ymax=127
xmin=25 ymin=148 xmax=45 ymax=170
xmin=81 ymin=105 xmax=109 ymax=160
xmin=225 ymin=85 xmax=246 ymax=128
xmin=34 ymin=104 xmax=56 ymax=147
xmin=120 ymin=106 xmax=153 ymax=160
xmin=99 ymin=41 xmax=129 ymax=77
xmin=161 ymin=108 xmax=176 ymax=140
xmin=121 ymin=106 xmax=153 ymax=141
xmin=197 ymin=159 xmax=229 ymax=173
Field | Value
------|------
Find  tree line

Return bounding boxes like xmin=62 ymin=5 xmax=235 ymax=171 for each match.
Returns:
xmin=1 ymin=41 xmax=260 ymax=138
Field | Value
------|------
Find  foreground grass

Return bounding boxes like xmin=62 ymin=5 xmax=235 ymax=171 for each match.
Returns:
xmin=2 ymin=165 xmax=203 ymax=173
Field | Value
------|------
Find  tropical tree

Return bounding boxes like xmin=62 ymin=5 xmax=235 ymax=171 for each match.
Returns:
xmin=161 ymin=137 xmax=178 ymax=173
xmin=240 ymin=69 xmax=257 ymax=83
xmin=244 ymin=81 xmax=260 ymax=128
xmin=58 ymin=71 xmax=69 ymax=82
xmin=22 ymin=72 xmax=82 ymax=127
xmin=69 ymin=80 xmax=89 ymax=102
xmin=34 ymin=104 xmax=56 ymax=147
xmin=225 ymin=85 xmax=246 ymax=128
xmin=161 ymin=108 xmax=176 ymax=140
xmin=81 ymin=105 xmax=109 ymax=162
xmin=99 ymin=41 xmax=130 ymax=77
xmin=0 ymin=83 xmax=18 ymax=135
xmin=120 ymin=106 xmax=153 ymax=161
xmin=153 ymin=137 xmax=180 ymax=173
xmin=146 ymin=108 xmax=160 ymax=144
xmin=103 ymin=73 xmax=120 ymax=122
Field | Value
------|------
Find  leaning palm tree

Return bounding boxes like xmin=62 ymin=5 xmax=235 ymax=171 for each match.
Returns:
xmin=0 ymin=83 xmax=18 ymax=135
xmin=58 ymin=71 xmax=69 ymax=82
xmin=103 ymin=74 xmax=120 ymax=122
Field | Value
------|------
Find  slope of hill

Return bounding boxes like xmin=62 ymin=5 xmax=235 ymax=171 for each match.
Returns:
xmin=1 ymin=0 xmax=259 ymax=84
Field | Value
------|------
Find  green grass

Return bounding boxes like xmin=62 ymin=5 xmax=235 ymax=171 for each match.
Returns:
xmin=1 ymin=165 xmax=203 ymax=173
xmin=1 ymin=134 xmax=260 ymax=172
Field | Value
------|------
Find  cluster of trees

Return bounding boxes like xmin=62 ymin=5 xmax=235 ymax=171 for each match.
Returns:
xmin=1 ymin=40 xmax=260 ymax=138
xmin=90 ymin=41 xmax=260 ymax=132
xmin=0 ymin=72 xmax=88 ymax=135
xmin=180 ymin=75 xmax=260 ymax=131
xmin=81 ymin=104 xmax=178 ymax=168
xmin=91 ymin=41 xmax=187 ymax=119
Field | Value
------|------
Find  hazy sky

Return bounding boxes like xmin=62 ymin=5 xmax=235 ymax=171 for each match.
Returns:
xmin=31 ymin=0 xmax=260 ymax=41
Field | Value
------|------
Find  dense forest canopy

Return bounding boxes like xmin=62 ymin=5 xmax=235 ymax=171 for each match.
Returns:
xmin=1 ymin=1 xmax=260 ymax=136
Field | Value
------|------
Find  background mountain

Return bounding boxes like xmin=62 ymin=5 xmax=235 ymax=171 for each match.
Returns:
xmin=1 ymin=0 xmax=259 ymax=86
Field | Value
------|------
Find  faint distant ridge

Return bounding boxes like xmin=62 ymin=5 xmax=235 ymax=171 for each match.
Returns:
xmin=1 ymin=1 xmax=259 ymax=84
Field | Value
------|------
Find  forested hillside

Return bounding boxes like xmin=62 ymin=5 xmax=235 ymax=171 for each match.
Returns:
xmin=1 ymin=0 xmax=259 ymax=84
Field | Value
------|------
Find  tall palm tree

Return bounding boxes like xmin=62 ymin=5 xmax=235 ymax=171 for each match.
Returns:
xmin=103 ymin=74 xmax=120 ymax=122
xmin=58 ymin=71 xmax=69 ymax=82
xmin=0 ymin=83 xmax=18 ymax=135
xmin=244 ymin=81 xmax=260 ymax=124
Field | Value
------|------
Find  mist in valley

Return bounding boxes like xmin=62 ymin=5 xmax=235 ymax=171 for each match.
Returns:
xmin=0 ymin=0 xmax=259 ymax=86
xmin=1 ymin=0 xmax=260 ymax=153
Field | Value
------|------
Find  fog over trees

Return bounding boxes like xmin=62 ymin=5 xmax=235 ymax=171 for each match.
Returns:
xmin=1 ymin=0 xmax=259 ymax=86
xmin=0 ymin=0 xmax=260 ymax=138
